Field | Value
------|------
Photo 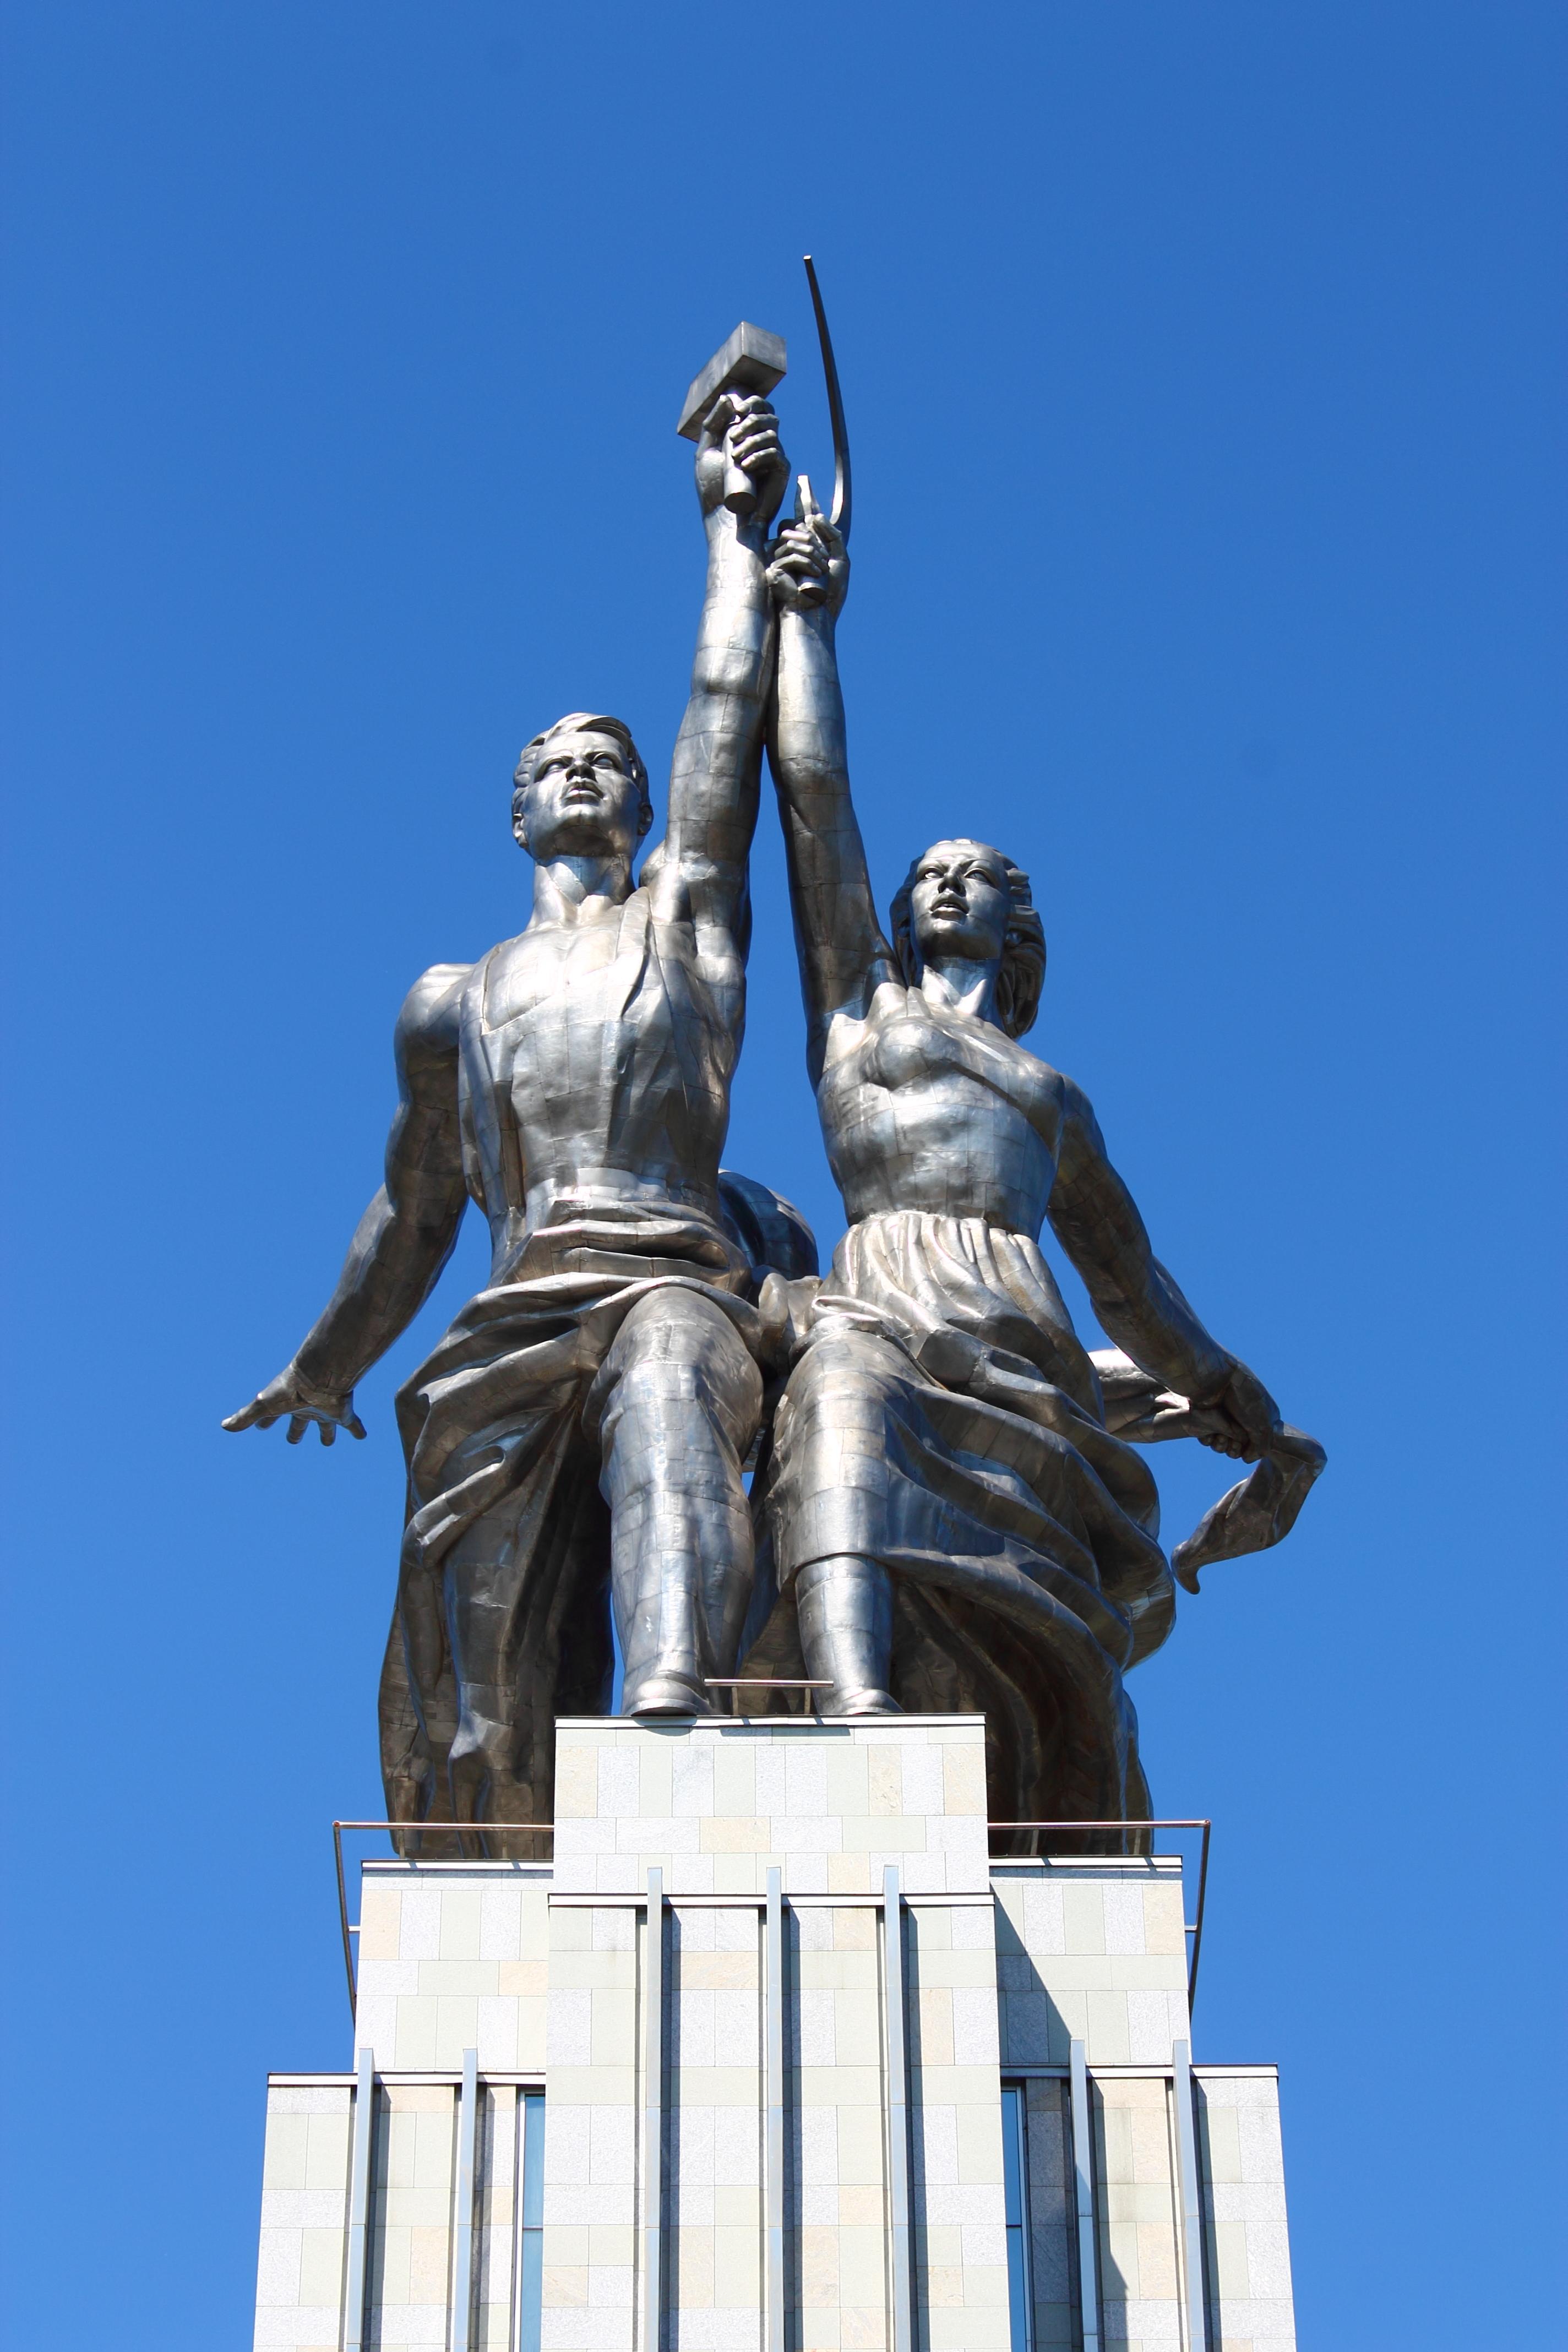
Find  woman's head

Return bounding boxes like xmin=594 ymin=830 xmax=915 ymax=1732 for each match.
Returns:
xmin=889 ymin=839 xmax=1046 ymax=1038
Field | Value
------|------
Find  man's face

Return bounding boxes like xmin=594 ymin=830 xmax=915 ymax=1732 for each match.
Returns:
xmin=910 ymin=840 xmax=1011 ymax=965
xmin=514 ymin=729 xmax=644 ymax=863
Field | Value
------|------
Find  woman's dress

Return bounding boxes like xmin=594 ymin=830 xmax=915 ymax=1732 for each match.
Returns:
xmin=746 ymin=1204 xmax=1177 ymax=1849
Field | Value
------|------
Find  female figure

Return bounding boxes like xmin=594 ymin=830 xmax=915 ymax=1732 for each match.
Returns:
xmin=753 ymin=492 xmax=1308 ymax=1830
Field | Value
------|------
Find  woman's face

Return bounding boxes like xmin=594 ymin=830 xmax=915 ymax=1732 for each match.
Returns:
xmin=910 ymin=840 xmax=1010 ymax=966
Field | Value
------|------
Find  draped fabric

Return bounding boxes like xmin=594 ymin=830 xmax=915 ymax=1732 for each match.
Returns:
xmin=377 ymin=1199 xmax=768 ymax=1845
xmin=743 ymin=1211 xmax=1178 ymax=1848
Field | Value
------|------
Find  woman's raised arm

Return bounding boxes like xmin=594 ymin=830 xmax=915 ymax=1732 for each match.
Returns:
xmin=767 ymin=486 xmax=895 ymax=1080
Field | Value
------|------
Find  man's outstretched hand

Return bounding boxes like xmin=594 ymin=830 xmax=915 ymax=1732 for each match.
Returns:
xmin=223 ymin=1364 xmax=367 ymax=1446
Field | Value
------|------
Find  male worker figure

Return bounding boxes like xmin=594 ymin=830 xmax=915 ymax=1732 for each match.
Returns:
xmin=226 ymin=394 xmax=794 ymax=1833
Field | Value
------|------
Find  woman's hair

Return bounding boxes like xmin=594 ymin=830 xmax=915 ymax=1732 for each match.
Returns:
xmin=888 ymin=840 xmax=1047 ymax=1039
xmin=511 ymin=712 xmax=653 ymax=840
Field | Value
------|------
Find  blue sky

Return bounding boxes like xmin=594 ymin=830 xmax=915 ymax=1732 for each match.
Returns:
xmin=1 ymin=4 xmax=1562 ymax=2344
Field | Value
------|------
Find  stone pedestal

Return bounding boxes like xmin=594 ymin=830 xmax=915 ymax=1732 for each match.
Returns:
xmin=253 ymin=1717 xmax=1297 ymax=2351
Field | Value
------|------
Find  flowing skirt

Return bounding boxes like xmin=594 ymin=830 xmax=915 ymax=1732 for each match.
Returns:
xmin=745 ymin=1211 xmax=1177 ymax=1846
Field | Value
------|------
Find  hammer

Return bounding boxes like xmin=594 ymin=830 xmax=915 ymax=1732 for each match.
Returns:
xmin=677 ymin=320 xmax=787 ymax=518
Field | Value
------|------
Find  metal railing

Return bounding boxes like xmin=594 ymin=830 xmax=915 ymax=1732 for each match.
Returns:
xmin=332 ymin=1810 xmax=1211 ymax=2013
xmin=704 ymin=1676 xmax=834 ymax=1716
xmin=987 ymin=1819 xmax=1211 ymax=2006
xmin=332 ymin=1819 xmax=555 ymax=2011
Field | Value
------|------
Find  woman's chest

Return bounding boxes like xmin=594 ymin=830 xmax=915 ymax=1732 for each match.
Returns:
xmin=833 ymin=1004 xmax=1055 ymax=1130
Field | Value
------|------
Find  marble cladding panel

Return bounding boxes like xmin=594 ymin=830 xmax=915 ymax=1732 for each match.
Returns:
xmin=1092 ymin=2075 xmax=1184 ymax=2352
xmin=368 ymin=2083 xmax=456 ymax=2347
xmin=355 ymin=1866 xmax=552 ymax=2073
xmin=789 ymin=1903 xmax=889 ymax=2351
xmin=1022 ymin=2079 xmax=1076 ymax=2350
xmin=476 ymin=2085 xmax=521 ymax=2352
xmin=542 ymin=1902 xmax=640 ymax=2352
xmin=272 ymin=1732 xmax=1292 ymax=2352
xmin=905 ymin=1902 xmax=1012 ymax=2352
xmin=552 ymin=1717 xmax=990 ymax=1897
xmin=254 ymin=2084 xmax=352 ymax=2351
xmin=992 ymin=1863 xmax=1190 ymax=2068
xmin=1196 ymin=2072 xmax=1297 ymax=2352
xmin=667 ymin=1903 xmax=764 ymax=2351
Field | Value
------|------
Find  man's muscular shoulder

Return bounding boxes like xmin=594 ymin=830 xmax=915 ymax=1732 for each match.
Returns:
xmin=395 ymin=962 xmax=470 ymax=1084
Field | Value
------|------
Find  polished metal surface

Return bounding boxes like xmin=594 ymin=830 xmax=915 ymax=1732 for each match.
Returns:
xmin=881 ymin=1864 xmax=914 ymax=2352
xmin=747 ymin=486 xmax=1324 ymax=1830
xmin=227 ymin=324 xmax=1320 ymax=1848
xmin=344 ymin=2045 xmax=375 ymax=2352
xmin=1069 ymin=2038 xmax=1102 ymax=2352
xmin=643 ymin=1866 xmax=665 ymax=2352
xmin=453 ymin=2046 xmax=480 ymax=2352
xmin=1172 ymin=2038 xmax=1210 ymax=2350
xmin=226 ymin=378 xmax=801 ymax=1838
xmin=802 ymin=257 xmax=852 ymax=540
xmin=765 ymin=1866 xmax=785 ymax=2352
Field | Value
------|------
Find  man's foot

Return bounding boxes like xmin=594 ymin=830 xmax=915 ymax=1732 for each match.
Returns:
xmin=623 ymin=1669 xmax=715 ymax=1718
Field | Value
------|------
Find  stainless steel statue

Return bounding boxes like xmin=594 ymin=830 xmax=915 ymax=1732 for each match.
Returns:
xmin=226 ymin=297 xmax=1321 ymax=1847
xmin=738 ymin=482 xmax=1323 ymax=1832
xmin=226 ymin=378 xmax=813 ymax=1833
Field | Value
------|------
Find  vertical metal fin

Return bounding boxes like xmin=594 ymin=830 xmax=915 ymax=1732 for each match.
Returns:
xmin=344 ymin=2044 xmax=375 ymax=2352
xmin=1172 ymin=2040 xmax=1209 ymax=2351
xmin=765 ymin=1868 xmax=785 ymax=2352
xmin=643 ymin=1868 xmax=665 ymax=2352
xmin=1070 ymin=2039 xmax=1100 ymax=2352
xmin=452 ymin=2047 xmax=479 ymax=2352
xmin=882 ymin=1864 xmax=913 ymax=2352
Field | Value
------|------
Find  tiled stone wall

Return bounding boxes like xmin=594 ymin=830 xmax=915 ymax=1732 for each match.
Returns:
xmin=1091 ymin=2073 xmax=1186 ymax=2351
xmin=353 ymin=1864 xmax=551 ymax=2072
xmin=668 ymin=1903 xmax=764 ymax=2350
xmin=789 ymin=1901 xmax=888 ymax=2348
xmin=906 ymin=1900 xmax=1011 ymax=2352
xmin=542 ymin=1901 xmax=640 ymax=2351
xmin=252 ymin=1718 xmax=1298 ymax=2352
xmin=1021 ymin=2079 xmax=1075 ymax=2349
xmin=552 ymin=1716 xmax=990 ymax=1896
xmin=254 ymin=2082 xmax=352 ymax=2350
xmin=993 ymin=1857 xmax=1191 ymax=2066
xmin=1197 ymin=2069 xmax=1297 ymax=2351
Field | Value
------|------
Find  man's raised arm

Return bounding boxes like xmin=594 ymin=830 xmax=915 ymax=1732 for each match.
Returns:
xmin=223 ymin=964 xmax=471 ymax=1445
xmin=653 ymin=395 xmax=790 ymax=941
xmin=765 ymin=484 xmax=893 ymax=1080
xmin=1048 ymin=1076 xmax=1284 ymax=1461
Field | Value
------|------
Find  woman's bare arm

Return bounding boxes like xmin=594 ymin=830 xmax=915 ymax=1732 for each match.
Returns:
xmin=1048 ymin=1075 xmax=1283 ymax=1457
xmin=767 ymin=492 xmax=896 ymax=1080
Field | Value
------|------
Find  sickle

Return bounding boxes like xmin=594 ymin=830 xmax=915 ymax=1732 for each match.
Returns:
xmin=803 ymin=255 xmax=852 ymax=544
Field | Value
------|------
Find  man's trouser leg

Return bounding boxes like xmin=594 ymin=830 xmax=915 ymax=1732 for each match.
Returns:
xmin=595 ymin=1287 xmax=764 ymax=1716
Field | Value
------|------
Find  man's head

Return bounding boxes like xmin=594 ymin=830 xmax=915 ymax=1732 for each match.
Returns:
xmin=889 ymin=838 xmax=1046 ymax=1038
xmin=511 ymin=714 xmax=653 ymax=864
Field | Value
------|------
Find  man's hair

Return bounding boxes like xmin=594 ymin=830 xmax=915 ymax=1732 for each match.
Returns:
xmin=511 ymin=713 xmax=654 ymax=841
xmin=888 ymin=840 xmax=1047 ymax=1039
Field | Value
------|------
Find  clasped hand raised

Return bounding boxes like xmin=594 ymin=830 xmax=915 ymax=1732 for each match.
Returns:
xmin=766 ymin=476 xmax=848 ymax=617
xmin=695 ymin=392 xmax=790 ymax=527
